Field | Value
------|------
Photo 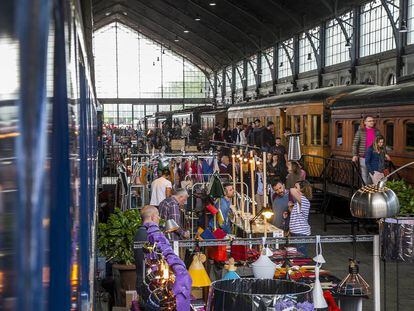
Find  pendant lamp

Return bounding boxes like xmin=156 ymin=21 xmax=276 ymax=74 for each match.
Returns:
xmin=188 ymin=253 xmax=211 ymax=287
xmin=312 ymin=235 xmax=328 ymax=309
xmin=287 ymin=133 xmax=301 ymax=161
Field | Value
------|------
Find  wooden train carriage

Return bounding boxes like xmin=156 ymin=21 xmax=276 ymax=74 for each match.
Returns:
xmin=331 ymin=82 xmax=414 ymax=183
xmin=227 ymin=86 xmax=368 ymax=177
xmin=200 ymin=108 xmax=228 ymax=130
xmin=172 ymin=106 xmax=214 ymax=126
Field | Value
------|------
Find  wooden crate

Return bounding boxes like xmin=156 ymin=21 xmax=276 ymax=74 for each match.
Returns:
xmin=185 ymin=145 xmax=199 ymax=152
xmin=171 ymin=139 xmax=185 ymax=151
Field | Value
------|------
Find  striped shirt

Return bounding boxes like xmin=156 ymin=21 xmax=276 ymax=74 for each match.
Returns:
xmin=289 ymin=195 xmax=311 ymax=236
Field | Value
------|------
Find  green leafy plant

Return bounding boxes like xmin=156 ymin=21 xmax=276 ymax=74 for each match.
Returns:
xmin=386 ymin=180 xmax=414 ymax=216
xmin=97 ymin=208 xmax=142 ymax=265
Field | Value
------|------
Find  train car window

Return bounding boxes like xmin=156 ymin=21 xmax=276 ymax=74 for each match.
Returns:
xmin=385 ymin=122 xmax=394 ymax=151
xmin=311 ymin=115 xmax=322 ymax=145
xmin=336 ymin=122 xmax=343 ymax=147
xmin=353 ymin=121 xmax=360 ymax=135
xmin=406 ymin=122 xmax=414 ymax=151
xmin=303 ymin=115 xmax=308 ymax=145
xmin=293 ymin=116 xmax=301 ymax=133
xmin=275 ymin=116 xmax=281 ymax=137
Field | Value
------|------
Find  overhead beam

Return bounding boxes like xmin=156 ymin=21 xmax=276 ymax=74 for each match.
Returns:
xmin=151 ymin=0 xmax=245 ymax=58
xmin=186 ymin=0 xmax=261 ymax=49
xmin=221 ymin=0 xmax=278 ymax=41
xmin=104 ymin=4 xmax=223 ymax=68
xmin=134 ymin=0 xmax=234 ymax=63
xmin=267 ymin=0 xmax=303 ymax=28
xmin=94 ymin=13 xmax=215 ymax=72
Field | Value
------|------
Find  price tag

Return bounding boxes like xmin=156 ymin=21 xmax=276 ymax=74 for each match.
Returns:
xmin=173 ymin=240 xmax=179 ymax=256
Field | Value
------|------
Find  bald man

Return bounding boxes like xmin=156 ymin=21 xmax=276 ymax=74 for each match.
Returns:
xmin=134 ymin=205 xmax=160 ymax=299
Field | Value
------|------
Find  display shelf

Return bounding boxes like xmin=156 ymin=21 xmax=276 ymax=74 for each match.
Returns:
xmin=133 ymin=234 xmax=375 ymax=249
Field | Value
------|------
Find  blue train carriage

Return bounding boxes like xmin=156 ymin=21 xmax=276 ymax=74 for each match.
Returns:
xmin=0 ymin=0 xmax=99 ymax=309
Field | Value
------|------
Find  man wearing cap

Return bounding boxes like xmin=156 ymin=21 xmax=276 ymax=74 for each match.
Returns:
xmin=158 ymin=188 xmax=190 ymax=239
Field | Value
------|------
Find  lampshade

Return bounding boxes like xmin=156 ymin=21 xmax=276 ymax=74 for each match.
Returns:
xmin=350 ymin=184 xmax=400 ymax=219
xmin=288 ymin=133 xmax=301 ymax=161
xmin=313 ymin=266 xmax=328 ymax=309
xmin=207 ymin=172 xmax=225 ymax=199
xmin=165 ymin=219 xmax=180 ymax=233
xmin=189 ymin=253 xmax=211 ymax=287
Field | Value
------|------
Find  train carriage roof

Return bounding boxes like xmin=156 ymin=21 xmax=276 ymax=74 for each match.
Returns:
xmin=200 ymin=108 xmax=228 ymax=116
xmin=227 ymin=85 xmax=368 ymax=112
xmin=332 ymin=82 xmax=414 ymax=109
xmin=171 ymin=105 xmax=215 ymax=116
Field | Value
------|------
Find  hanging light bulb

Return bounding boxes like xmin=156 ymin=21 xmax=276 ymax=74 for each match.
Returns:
xmin=153 ymin=61 xmax=155 ymax=66
xmin=336 ymin=259 xmax=370 ymax=296
xmin=157 ymin=56 xmax=160 ymax=61
xmin=279 ymin=61 xmax=284 ymax=67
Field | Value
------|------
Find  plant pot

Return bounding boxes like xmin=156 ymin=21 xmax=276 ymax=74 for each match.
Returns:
xmin=112 ymin=264 xmax=137 ymax=306
xmin=380 ymin=217 xmax=414 ymax=263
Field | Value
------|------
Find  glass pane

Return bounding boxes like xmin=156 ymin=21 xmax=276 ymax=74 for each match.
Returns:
xmin=336 ymin=122 xmax=343 ymax=147
xmin=353 ymin=121 xmax=360 ymax=135
xmin=386 ymin=122 xmax=394 ymax=150
xmin=406 ymin=122 xmax=414 ymax=150
xmin=303 ymin=115 xmax=308 ymax=145
xmin=312 ymin=115 xmax=322 ymax=145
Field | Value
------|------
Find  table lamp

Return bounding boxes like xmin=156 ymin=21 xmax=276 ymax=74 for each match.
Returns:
xmin=250 ymin=206 xmax=274 ymax=237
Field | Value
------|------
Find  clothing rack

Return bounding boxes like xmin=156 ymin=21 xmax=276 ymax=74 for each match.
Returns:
xmin=209 ymin=140 xmax=261 ymax=150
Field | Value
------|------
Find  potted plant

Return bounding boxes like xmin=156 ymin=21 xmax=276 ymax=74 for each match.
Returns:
xmin=97 ymin=208 xmax=141 ymax=298
xmin=380 ymin=180 xmax=414 ymax=262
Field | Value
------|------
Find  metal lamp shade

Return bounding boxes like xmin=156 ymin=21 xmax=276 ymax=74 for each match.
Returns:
xmin=164 ymin=219 xmax=180 ymax=233
xmin=288 ymin=134 xmax=301 ymax=161
xmin=350 ymin=185 xmax=400 ymax=219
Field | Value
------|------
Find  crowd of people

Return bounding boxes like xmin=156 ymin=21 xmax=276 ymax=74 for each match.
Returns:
xmin=213 ymin=119 xmax=291 ymax=152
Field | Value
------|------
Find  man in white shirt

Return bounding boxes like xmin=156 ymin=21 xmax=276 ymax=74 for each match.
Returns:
xmin=150 ymin=168 xmax=172 ymax=207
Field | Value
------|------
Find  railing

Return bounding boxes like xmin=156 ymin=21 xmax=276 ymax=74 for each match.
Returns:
xmin=301 ymin=154 xmax=364 ymax=198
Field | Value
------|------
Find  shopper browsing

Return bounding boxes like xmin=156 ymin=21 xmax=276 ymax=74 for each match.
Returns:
xmin=289 ymin=180 xmax=313 ymax=256
xmin=133 ymin=205 xmax=160 ymax=305
xmin=149 ymin=168 xmax=172 ymax=207
xmin=158 ymin=189 xmax=190 ymax=240
xmin=271 ymin=180 xmax=290 ymax=230
xmin=209 ymin=183 xmax=235 ymax=234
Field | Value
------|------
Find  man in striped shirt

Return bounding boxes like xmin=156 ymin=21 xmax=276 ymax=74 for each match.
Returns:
xmin=158 ymin=188 xmax=190 ymax=240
